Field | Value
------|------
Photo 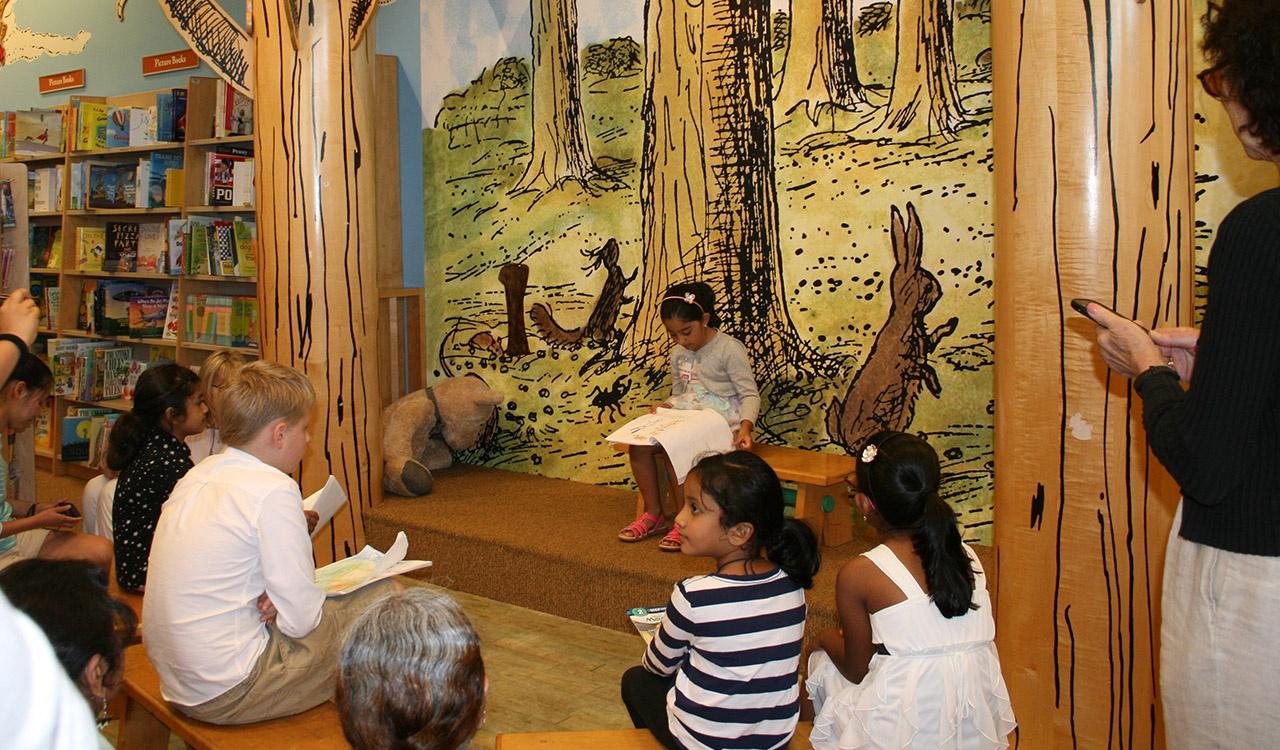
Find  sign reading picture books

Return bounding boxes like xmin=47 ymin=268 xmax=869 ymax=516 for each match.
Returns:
xmin=142 ymin=50 xmax=199 ymax=77
xmin=39 ymin=69 xmax=85 ymax=95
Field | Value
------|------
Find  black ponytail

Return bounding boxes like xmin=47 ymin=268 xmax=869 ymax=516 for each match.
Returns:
xmin=764 ymin=518 xmax=820 ymax=590
xmin=690 ymin=450 xmax=821 ymax=589
xmin=856 ymin=431 xmax=975 ymax=618
xmin=106 ymin=363 xmax=199 ymax=472
xmin=911 ymin=492 xmax=975 ymax=618
xmin=660 ymin=281 xmax=721 ymax=328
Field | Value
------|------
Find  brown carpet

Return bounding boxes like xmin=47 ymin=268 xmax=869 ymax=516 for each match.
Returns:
xmin=366 ymin=464 xmax=995 ymax=642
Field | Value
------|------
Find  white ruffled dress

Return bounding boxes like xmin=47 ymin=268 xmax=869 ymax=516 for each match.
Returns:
xmin=807 ymin=544 xmax=1016 ymax=749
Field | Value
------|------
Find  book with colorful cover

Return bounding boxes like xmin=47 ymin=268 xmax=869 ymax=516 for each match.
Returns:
xmin=43 ymin=286 xmax=60 ymax=330
xmin=48 ymin=339 xmax=85 ymax=396
xmin=172 ymin=88 xmax=188 ymax=142
xmin=135 ymin=222 xmax=166 ymax=273
xmin=212 ymin=221 xmax=236 ymax=275
xmin=76 ymin=227 xmax=106 ymax=272
xmin=29 ymin=225 xmax=59 ymax=268
xmin=33 ymin=400 xmax=52 ymax=453
xmin=228 ymin=88 xmax=253 ymax=136
xmin=61 ymin=407 xmax=115 ymax=462
xmin=77 ymin=281 xmax=97 ymax=332
xmin=87 ymin=163 xmax=137 ymax=209
xmin=93 ymin=347 xmax=133 ymax=400
xmin=186 ymin=219 xmax=211 ymax=274
xmin=127 ymin=292 xmax=169 ymax=338
xmin=121 ymin=360 xmax=148 ymax=401
xmin=166 ymin=218 xmax=185 ymax=276
xmin=86 ymin=412 xmax=121 ymax=470
xmin=97 ymin=280 xmax=151 ymax=336
xmin=155 ymin=93 xmax=175 ymax=143
xmin=147 ymin=151 xmax=183 ymax=208
xmin=12 ymin=109 xmax=64 ymax=155
xmin=232 ymin=218 xmax=256 ymax=277
xmin=76 ymin=102 xmax=109 ymax=151
xmin=161 ymin=285 xmax=179 ymax=340
xmin=205 ymin=147 xmax=250 ymax=206
xmin=0 ymin=179 xmax=14 ymax=228
xmin=106 ymin=108 xmax=131 ymax=149
xmin=104 ymin=221 xmax=139 ymax=273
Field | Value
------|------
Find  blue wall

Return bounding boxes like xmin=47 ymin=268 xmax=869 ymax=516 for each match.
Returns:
xmin=0 ymin=0 xmax=423 ymax=286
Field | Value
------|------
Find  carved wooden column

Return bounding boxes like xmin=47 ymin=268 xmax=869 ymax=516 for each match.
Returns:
xmin=253 ymin=1 xmax=383 ymax=564
xmin=992 ymin=1 xmax=1194 ymax=746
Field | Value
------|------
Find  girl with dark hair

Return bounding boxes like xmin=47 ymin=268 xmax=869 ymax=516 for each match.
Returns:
xmin=0 ymin=559 xmax=138 ymax=728
xmin=807 ymin=431 xmax=1013 ymax=749
xmin=109 ymin=363 xmax=206 ymax=592
xmin=0 ymin=352 xmax=112 ymax=572
xmin=621 ymin=450 xmax=818 ymax=750
xmin=618 ymin=282 xmax=761 ymax=551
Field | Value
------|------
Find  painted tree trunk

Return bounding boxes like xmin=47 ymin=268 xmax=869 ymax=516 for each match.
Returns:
xmin=254 ymin=0 xmax=383 ymax=565
xmin=775 ymin=0 xmax=866 ymax=124
xmin=629 ymin=0 xmax=821 ymax=382
xmin=876 ymin=0 xmax=966 ymax=140
xmin=628 ymin=0 xmax=706 ymax=359
xmin=992 ymin=1 xmax=1194 ymax=747
xmin=512 ymin=0 xmax=599 ymax=194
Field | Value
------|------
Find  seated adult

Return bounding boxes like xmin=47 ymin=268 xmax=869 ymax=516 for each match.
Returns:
xmin=337 ymin=588 xmax=487 ymax=750
xmin=0 ymin=559 xmax=137 ymax=745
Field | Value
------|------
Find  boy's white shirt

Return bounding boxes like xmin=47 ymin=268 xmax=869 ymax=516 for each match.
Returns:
xmin=142 ymin=446 xmax=325 ymax=707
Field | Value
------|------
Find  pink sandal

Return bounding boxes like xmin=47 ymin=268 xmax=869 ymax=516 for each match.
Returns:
xmin=618 ymin=512 xmax=670 ymax=542
xmin=658 ymin=526 xmax=682 ymax=552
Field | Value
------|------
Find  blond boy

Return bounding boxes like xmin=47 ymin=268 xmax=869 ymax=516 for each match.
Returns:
xmin=142 ymin=361 xmax=391 ymax=724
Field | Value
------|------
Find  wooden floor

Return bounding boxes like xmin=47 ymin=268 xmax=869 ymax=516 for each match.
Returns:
xmin=37 ymin=469 xmax=641 ymax=750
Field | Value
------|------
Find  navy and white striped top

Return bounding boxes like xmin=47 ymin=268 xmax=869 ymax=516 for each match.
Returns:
xmin=643 ymin=567 xmax=806 ymax=750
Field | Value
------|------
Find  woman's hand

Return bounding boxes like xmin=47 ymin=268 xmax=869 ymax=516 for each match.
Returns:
xmin=735 ymin=421 xmax=754 ymax=450
xmin=304 ymin=510 xmax=319 ymax=535
xmin=1088 ymin=303 xmax=1167 ymax=379
xmin=1150 ymin=327 xmax=1199 ymax=382
xmin=33 ymin=503 xmax=79 ymax=531
xmin=0 ymin=289 xmax=40 ymax=346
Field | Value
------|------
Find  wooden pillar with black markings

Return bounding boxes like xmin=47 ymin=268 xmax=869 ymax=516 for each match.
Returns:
xmin=253 ymin=0 xmax=383 ymax=565
xmin=992 ymin=1 xmax=1194 ymax=746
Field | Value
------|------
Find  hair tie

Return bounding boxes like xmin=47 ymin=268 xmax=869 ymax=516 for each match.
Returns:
xmin=860 ymin=444 xmax=878 ymax=463
xmin=661 ymin=293 xmax=703 ymax=313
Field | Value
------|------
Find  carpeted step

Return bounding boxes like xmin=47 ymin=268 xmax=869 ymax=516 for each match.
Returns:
xmin=366 ymin=464 xmax=994 ymax=642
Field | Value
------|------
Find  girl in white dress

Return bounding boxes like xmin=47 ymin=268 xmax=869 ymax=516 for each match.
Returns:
xmin=807 ymin=431 xmax=1015 ymax=749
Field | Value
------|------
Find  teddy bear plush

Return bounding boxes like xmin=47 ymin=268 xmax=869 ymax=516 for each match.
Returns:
xmin=382 ymin=375 xmax=504 ymax=496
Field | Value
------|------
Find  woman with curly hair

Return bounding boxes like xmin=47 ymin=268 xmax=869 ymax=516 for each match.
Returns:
xmin=1082 ymin=1 xmax=1280 ymax=745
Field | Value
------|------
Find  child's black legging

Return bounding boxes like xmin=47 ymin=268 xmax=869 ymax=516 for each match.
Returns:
xmin=620 ymin=665 xmax=683 ymax=750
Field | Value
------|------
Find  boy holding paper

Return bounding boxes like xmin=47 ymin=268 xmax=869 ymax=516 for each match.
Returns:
xmin=142 ymin=361 xmax=395 ymax=725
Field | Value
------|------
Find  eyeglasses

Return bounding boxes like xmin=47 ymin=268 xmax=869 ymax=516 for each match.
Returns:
xmin=1198 ymin=65 xmax=1228 ymax=101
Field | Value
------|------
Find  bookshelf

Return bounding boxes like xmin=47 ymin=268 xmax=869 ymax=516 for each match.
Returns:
xmin=0 ymin=162 xmax=39 ymax=498
xmin=3 ymin=78 xmax=259 ymax=479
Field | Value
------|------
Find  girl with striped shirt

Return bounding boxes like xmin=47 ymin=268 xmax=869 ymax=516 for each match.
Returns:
xmin=621 ymin=451 xmax=820 ymax=749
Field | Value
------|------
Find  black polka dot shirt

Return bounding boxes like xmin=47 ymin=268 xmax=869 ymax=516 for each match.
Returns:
xmin=112 ymin=430 xmax=194 ymax=591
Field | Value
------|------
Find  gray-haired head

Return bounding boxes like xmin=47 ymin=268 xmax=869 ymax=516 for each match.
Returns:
xmin=337 ymin=588 xmax=486 ymax=750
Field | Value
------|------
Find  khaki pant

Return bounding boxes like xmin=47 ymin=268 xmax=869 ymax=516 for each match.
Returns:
xmin=1161 ymin=502 xmax=1280 ymax=749
xmin=176 ymin=580 xmax=396 ymax=725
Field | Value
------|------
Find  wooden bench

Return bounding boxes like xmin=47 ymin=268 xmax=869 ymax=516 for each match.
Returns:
xmin=116 ymin=644 xmax=348 ymax=749
xmin=495 ymin=720 xmax=814 ymax=749
xmin=626 ymin=441 xmax=858 ymax=547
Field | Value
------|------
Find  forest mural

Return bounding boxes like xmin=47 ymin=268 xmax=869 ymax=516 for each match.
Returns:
xmin=422 ymin=0 xmax=997 ymax=540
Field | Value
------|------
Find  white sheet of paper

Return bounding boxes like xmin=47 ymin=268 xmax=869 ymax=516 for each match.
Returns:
xmin=315 ymin=531 xmax=432 ymax=597
xmin=605 ymin=408 xmax=733 ymax=482
xmin=302 ymin=475 xmax=346 ymax=539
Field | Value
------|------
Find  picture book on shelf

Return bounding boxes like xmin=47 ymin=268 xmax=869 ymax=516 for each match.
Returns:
xmin=93 ymin=347 xmax=133 ymax=400
xmin=0 ymin=180 xmax=14 ymax=228
xmin=33 ymin=401 xmax=52 ymax=453
xmin=29 ymin=225 xmax=61 ymax=268
xmin=135 ymin=222 xmax=166 ymax=273
xmin=166 ymin=218 xmax=185 ymax=276
xmin=232 ymin=218 xmax=256 ymax=277
xmin=128 ymin=292 xmax=168 ymax=338
xmin=76 ymin=227 xmax=106 ymax=272
xmin=87 ymin=163 xmax=138 ymax=209
xmin=121 ymin=360 xmax=148 ymax=401
xmin=76 ymin=101 xmax=109 ymax=151
xmin=86 ymin=412 xmax=121 ymax=470
xmin=12 ymin=109 xmax=64 ymax=155
xmin=62 ymin=407 xmax=116 ymax=462
xmin=205 ymin=146 xmax=251 ymax=206
xmin=106 ymin=108 xmax=131 ymax=149
xmin=104 ymin=221 xmax=139 ymax=273
xmin=162 ymin=285 xmax=179 ymax=340
xmin=147 ymin=151 xmax=183 ymax=208
xmin=43 ymin=286 xmax=60 ymax=330
xmin=212 ymin=221 xmax=236 ymax=275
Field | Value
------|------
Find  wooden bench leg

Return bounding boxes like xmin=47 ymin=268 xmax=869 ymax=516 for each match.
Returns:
xmin=794 ymin=482 xmax=853 ymax=548
xmin=116 ymin=693 xmax=172 ymax=750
